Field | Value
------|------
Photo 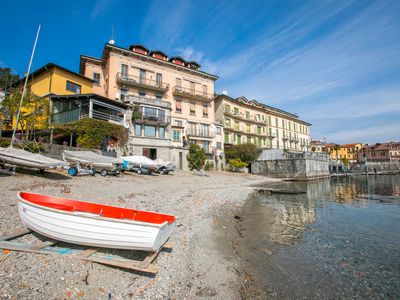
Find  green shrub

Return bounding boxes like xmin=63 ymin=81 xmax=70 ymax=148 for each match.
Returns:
xmin=225 ymin=143 xmax=260 ymax=164
xmin=228 ymin=158 xmax=247 ymax=170
xmin=54 ymin=118 xmax=128 ymax=149
xmin=0 ymin=137 xmax=43 ymax=153
xmin=186 ymin=143 xmax=206 ymax=171
xmin=204 ymin=160 xmax=214 ymax=171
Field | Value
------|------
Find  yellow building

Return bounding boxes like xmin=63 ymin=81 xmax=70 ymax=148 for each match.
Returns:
xmin=7 ymin=63 xmax=93 ymax=130
xmin=324 ymin=143 xmax=363 ymax=162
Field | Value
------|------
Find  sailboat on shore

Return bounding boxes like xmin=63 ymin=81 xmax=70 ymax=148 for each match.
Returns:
xmin=0 ymin=25 xmax=67 ymax=172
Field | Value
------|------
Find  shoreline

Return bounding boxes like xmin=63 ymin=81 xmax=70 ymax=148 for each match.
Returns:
xmin=0 ymin=170 xmax=280 ymax=299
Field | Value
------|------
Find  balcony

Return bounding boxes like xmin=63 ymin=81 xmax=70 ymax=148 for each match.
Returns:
xmin=123 ymin=95 xmax=171 ymax=109
xmin=172 ymin=86 xmax=214 ymax=102
xmin=224 ymin=109 xmax=266 ymax=125
xmin=186 ymin=129 xmax=215 ymax=139
xmin=132 ymin=114 xmax=171 ymax=126
xmin=51 ymin=106 xmax=125 ymax=126
xmin=116 ymin=73 xmax=169 ymax=93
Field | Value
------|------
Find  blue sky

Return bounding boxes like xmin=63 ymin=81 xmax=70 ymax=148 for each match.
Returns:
xmin=0 ymin=0 xmax=399 ymax=144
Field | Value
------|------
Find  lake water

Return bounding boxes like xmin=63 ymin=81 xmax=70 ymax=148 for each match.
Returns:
xmin=241 ymin=175 xmax=400 ymax=299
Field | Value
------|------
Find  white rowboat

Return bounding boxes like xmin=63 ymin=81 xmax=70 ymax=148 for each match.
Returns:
xmin=18 ymin=191 xmax=176 ymax=252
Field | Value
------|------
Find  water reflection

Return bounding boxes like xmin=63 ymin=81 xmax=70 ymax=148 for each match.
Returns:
xmin=244 ymin=175 xmax=400 ymax=299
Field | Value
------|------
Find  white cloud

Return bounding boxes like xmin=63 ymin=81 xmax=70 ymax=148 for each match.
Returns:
xmin=91 ymin=0 xmax=113 ymax=19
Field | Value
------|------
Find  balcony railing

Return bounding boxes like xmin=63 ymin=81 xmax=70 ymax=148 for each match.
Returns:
xmin=116 ymin=73 xmax=169 ymax=92
xmin=172 ymin=86 xmax=214 ymax=102
xmin=224 ymin=109 xmax=266 ymax=124
xmin=123 ymin=95 xmax=171 ymax=109
xmin=186 ymin=129 xmax=215 ymax=138
xmin=133 ymin=114 xmax=171 ymax=125
xmin=51 ymin=107 xmax=81 ymax=125
xmin=51 ymin=107 xmax=124 ymax=126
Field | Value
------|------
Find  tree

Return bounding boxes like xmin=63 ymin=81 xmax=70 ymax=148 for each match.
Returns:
xmin=334 ymin=144 xmax=341 ymax=160
xmin=1 ymin=91 xmax=49 ymax=138
xmin=225 ymin=143 xmax=260 ymax=164
xmin=0 ymin=68 xmax=20 ymax=92
xmin=186 ymin=143 xmax=206 ymax=171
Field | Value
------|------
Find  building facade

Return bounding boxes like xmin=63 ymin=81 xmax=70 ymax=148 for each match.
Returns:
xmin=214 ymin=95 xmax=311 ymax=152
xmin=80 ymin=43 xmax=221 ymax=170
xmin=6 ymin=63 xmax=93 ymax=131
xmin=358 ymin=142 xmax=400 ymax=162
xmin=324 ymin=143 xmax=363 ymax=162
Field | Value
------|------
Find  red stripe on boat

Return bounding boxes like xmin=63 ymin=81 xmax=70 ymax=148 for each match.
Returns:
xmin=19 ymin=192 xmax=176 ymax=225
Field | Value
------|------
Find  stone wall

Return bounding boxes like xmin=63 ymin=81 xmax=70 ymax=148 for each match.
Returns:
xmin=42 ymin=144 xmax=101 ymax=159
xmin=352 ymin=161 xmax=400 ymax=174
xmin=252 ymin=156 xmax=330 ymax=180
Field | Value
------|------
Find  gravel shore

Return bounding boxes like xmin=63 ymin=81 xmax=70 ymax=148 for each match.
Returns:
xmin=0 ymin=169 xmax=279 ymax=299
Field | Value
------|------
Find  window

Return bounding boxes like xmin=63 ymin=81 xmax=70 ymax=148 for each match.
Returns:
xmin=202 ymin=141 xmax=210 ymax=153
xmin=201 ymin=124 xmax=209 ymax=137
xmin=156 ymin=94 xmax=162 ymax=101
xmin=176 ymin=78 xmax=182 ymax=89
xmin=190 ymin=102 xmax=196 ymax=115
xmin=138 ymin=91 xmax=146 ymax=97
xmin=172 ymin=130 xmax=181 ymax=142
xmin=159 ymin=127 xmax=165 ymax=139
xmin=246 ymin=124 xmax=250 ymax=133
xmin=156 ymin=73 xmax=162 ymax=86
xmin=175 ymin=120 xmax=183 ymax=127
xmin=246 ymin=111 xmax=250 ymax=119
xmin=120 ymin=87 xmax=128 ymax=100
xmin=143 ymin=107 xmax=157 ymax=118
xmin=225 ymin=104 xmax=230 ymax=113
xmin=234 ymin=121 xmax=239 ymax=131
xmin=224 ymin=132 xmax=229 ymax=143
xmin=225 ymin=118 xmax=231 ymax=127
xmin=237 ymin=135 xmax=241 ymax=145
xmin=190 ymin=81 xmax=195 ymax=93
xmin=217 ymin=142 xmax=222 ymax=150
xmin=268 ymin=116 xmax=271 ymax=125
xmin=176 ymin=100 xmax=182 ymax=113
xmin=202 ymin=104 xmax=208 ymax=117
xmin=144 ymin=126 xmax=156 ymax=137
xmin=203 ymin=85 xmax=207 ymax=96
xmin=139 ymin=69 xmax=146 ymax=84
xmin=216 ymin=127 xmax=221 ymax=135
xmin=275 ymin=118 xmax=278 ymax=127
xmin=66 ymin=81 xmax=81 ymax=94
xmin=121 ymin=64 xmax=128 ymax=77
xmin=135 ymin=124 xmax=141 ymax=136
xmin=93 ymin=73 xmax=100 ymax=85
xmin=234 ymin=107 xmax=239 ymax=115
xmin=247 ymin=136 xmax=251 ymax=144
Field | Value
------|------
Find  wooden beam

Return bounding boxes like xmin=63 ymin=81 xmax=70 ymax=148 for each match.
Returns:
xmin=0 ymin=228 xmax=31 ymax=241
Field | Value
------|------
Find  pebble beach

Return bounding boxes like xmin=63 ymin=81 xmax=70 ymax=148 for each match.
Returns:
xmin=0 ymin=170 xmax=279 ymax=299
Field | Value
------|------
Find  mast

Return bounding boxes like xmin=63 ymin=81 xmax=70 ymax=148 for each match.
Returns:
xmin=10 ymin=25 xmax=41 ymax=147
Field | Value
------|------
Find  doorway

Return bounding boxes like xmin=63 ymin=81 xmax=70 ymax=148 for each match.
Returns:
xmin=179 ymin=152 xmax=183 ymax=170
xmin=143 ymin=148 xmax=157 ymax=160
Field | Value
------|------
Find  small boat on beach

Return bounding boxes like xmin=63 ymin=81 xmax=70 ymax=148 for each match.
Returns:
xmin=0 ymin=147 xmax=67 ymax=171
xmin=18 ymin=191 xmax=176 ymax=252
xmin=63 ymin=150 xmax=123 ymax=176
xmin=122 ymin=155 xmax=158 ymax=174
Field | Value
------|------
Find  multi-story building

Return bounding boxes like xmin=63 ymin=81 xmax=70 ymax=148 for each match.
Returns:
xmin=358 ymin=142 xmax=400 ymax=162
xmin=4 ymin=63 xmax=94 ymax=132
xmin=214 ymin=94 xmax=311 ymax=151
xmin=324 ymin=143 xmax=362 ymax=162
xmin=80 ymin=43 xmax=221 ymax=170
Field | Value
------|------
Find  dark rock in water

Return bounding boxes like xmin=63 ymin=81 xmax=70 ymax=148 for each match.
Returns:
xmin=234 ymin=215 xmax=243 ymax=221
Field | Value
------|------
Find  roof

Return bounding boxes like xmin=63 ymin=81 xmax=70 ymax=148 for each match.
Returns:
xmin=129 ymin=44 xmax=150 ymax=52
xmin=149 ymin=50 xmax=168 ymax=57
xmin=14 ymin=63 xmax=93 ymax=86
xmin=168 ymin=56 xmax=187 ymax=63
xmin=101 ymin=43 xmax=219 ymax=80
xmin=50 ymin=93 xmax=128 ymax=109
xmin=215 ymin=94 xmax=311 ymax=125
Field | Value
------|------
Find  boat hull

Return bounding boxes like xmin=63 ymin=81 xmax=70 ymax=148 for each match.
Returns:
xmin=18 ymin=195 xmax=175 ymax=252
xmin=0 ymin=147 xmax=66 ymax=169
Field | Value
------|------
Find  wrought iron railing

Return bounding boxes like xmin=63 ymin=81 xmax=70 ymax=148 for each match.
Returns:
xmin=116 ymin=73 xmax=169 ymax=90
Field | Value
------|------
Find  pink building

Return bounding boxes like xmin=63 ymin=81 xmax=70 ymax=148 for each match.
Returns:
xmin=358 ymin=142 xmax=400 ymax=162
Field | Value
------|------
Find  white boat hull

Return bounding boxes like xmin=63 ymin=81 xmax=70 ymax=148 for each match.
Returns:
xmin=0 ymin=147 xmax=66 ymax=169
xmin=18 ymin=198 xmax=174 ymax=252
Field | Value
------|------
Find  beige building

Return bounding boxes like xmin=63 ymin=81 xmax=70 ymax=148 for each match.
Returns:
xmin=80 ymin=43 xmax=222 ymax=170
xmin=214 ymin=95 xmax=311 ymax=151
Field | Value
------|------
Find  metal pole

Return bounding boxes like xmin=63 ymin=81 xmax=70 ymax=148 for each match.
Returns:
xmin=11 ymin=25 xmax=41 ymax=147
